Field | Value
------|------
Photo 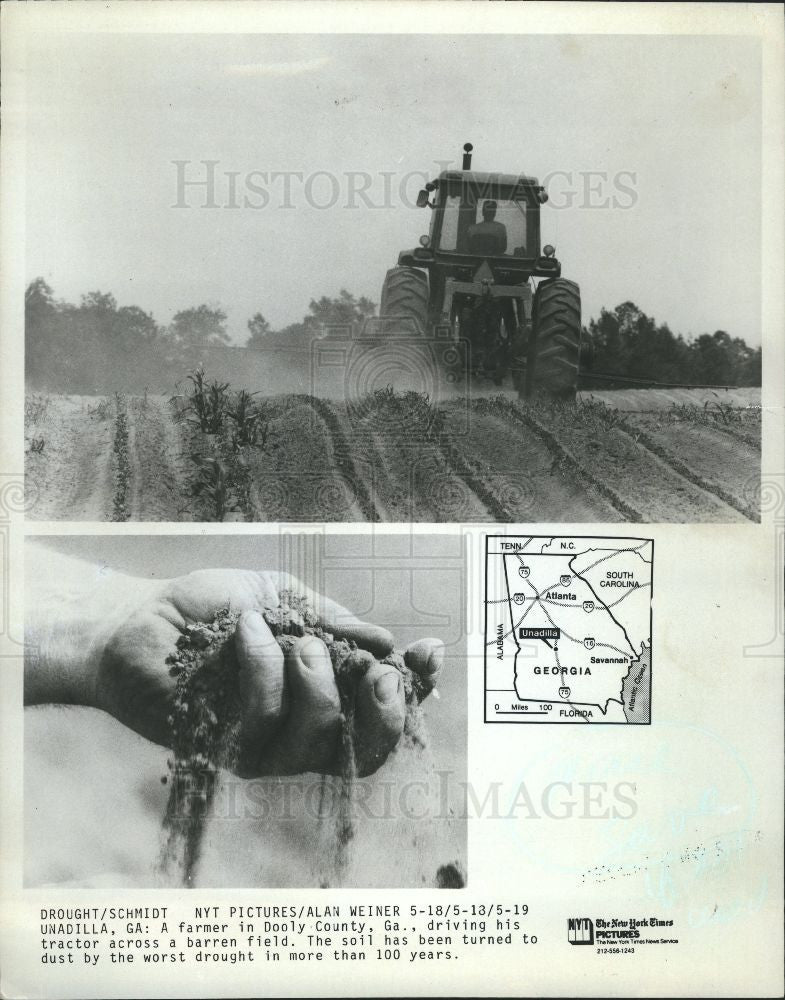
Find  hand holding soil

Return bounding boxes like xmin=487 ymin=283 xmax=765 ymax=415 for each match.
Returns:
xmin=25 ymin=544 xmax=461 ymax=889
xmin=27 ymin=558 xmax=444 ymax=778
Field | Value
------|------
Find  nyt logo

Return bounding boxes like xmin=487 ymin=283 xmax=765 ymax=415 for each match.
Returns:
xmin=567 ymin=917 xmax=594 ymax=945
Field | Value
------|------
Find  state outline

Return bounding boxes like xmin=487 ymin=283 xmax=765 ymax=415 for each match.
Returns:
xmin=508 ymin=552 xmax=635 ymax=716
xmin=484 ymin=534 xmax=653 ymax=726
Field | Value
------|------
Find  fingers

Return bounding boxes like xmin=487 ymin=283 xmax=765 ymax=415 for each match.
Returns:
xmin=253 ymin=636 xmax=343 ymax=776
xmin=238 ymin=632 xmax=413 ymax=778
xmin=404 ymin=637 xmax=445 ymax=701
xmin=353 ymin=660 xmax=406 ymax=777
xmin=233 ymin=610 xmax=286 ymax=776
xmin=267 ymin=573 xmax=394 ymax=659
xmin=327 ymin=620 xmax=394 ymax=660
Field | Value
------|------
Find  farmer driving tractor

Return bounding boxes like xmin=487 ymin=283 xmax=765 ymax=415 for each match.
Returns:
xmin=383 ymin=142 xmax=582 ymax=399
xmin=464 ymin=200 xmax=518 ymax=381
xmin=466 ymin=200 xmax=508 ymax=256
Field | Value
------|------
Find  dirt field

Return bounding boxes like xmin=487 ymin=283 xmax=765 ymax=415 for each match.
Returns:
xmin=25 ymin=387 xmax=761 ymax=523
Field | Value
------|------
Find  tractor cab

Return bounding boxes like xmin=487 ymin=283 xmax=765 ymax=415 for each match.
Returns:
xmin=403 ymin=168 xmax=560 ymax=281
xmin=430 ymin=173 xmax=539 ymax=257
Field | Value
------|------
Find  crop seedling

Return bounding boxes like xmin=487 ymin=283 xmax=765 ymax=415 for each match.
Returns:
xmin=206 ymin=381 xmax=229 ymax=433
xmin=653 ymin=403 xmax=760 ymax=450
xmin=350 ymin=386 xmax=436 ymax=439
xmin=184 ymin=366 xmax=230 ymax=434
xmin=168 ymin=394 xmax=188 ymax=423
xmin=703 ymin=399 xmax=742 ymax=427
xmin=226 ymin=389 xmax=269 ymax=448
xmin=25 ymin=395 xmax=50 ymax=424
xmin=160 ymin=592 xmax=430 ymax=886
xmin=187 ymin=454 xmax=235 ymax=521
xmin=111 ymin=394 xmax=130 ymax=521
xmin=87 ymin=397 xmax=112 ymax=420
xmin=29 ymin=437 xmax=45 ymax=454
xmin=184 ymin=367 xmax=209 ymax=429
xmin=131 ymin=387 xmax=150 ymax=418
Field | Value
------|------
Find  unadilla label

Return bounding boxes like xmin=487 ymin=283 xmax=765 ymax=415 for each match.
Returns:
xmin=519 ymin=627 xmax=560 ymax=640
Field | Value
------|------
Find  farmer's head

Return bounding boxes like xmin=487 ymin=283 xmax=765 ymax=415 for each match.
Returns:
xmin=482 ymin=200 xmax=497 ymax=221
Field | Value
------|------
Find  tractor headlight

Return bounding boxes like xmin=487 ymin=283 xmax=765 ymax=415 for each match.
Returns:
xmin=543 ymin=244 xmax=555 ymax=257
xmin=419 ymin=234 xmax=431 ymax=247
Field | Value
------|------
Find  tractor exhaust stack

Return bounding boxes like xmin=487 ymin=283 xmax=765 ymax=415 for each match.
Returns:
xmin=462 ymin=142 xmax=473 ymax=170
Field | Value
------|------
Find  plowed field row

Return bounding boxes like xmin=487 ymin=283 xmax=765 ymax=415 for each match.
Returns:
xmin=25 ymin=392 xmax=761 ymax=523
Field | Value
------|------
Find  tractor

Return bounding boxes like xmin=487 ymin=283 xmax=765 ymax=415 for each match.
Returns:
xmin=380 ymin=143 xmax=582 ymax=399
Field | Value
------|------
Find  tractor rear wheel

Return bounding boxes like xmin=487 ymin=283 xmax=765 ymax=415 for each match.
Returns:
xmin=380 ymin=267 xmax=429 ymax=334
xmin=524 ymin=278 xmax=581 ymax=400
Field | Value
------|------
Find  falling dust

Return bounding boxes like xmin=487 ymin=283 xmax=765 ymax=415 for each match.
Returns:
xmin=159 ymin=592 xmax=429 ymax=887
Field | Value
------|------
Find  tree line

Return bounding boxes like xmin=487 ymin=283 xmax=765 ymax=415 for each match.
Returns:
xmin=25 ymin=277 xmax=761 ymax=392
xmin=583 ymin=301 xmax=761 ymax=389
xmin=25 ymin=278 xmax=378 ymax=392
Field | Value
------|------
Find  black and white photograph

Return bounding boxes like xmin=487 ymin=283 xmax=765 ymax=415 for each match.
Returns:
xmin=2 ymin=3 xmax=784 ymax=999
xmin=22 ymin=30 xmax=762 ymax=523
xmin=24 ymin=533 xmax=467 ymax=889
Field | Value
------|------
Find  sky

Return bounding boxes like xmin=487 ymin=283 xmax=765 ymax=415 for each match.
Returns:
xmin=25 ymin=31 xmax=762 ymax=345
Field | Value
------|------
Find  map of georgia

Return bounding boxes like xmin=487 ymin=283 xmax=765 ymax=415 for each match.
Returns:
xmin=485 ymin=536 xmax=653 ymax=724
